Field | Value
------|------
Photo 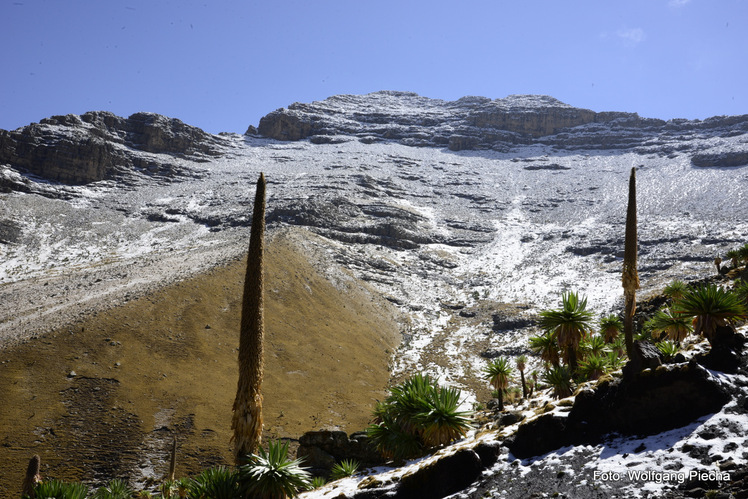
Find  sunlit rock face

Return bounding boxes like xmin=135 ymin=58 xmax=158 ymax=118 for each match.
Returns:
xmin=0 ymin=111 xmax=225 ymax=184
xmin=255 ymin=90 xmax=748 ymax=157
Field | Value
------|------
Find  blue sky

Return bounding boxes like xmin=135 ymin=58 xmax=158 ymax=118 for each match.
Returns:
xmin=1 ymin=0 xmax=746 ymax=134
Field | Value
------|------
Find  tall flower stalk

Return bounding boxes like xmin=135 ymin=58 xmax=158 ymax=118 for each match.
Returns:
xmin=622 ymin=167 xmax=640 ymax=359
xmin=232 ymin=173 xmax=267 ymax=464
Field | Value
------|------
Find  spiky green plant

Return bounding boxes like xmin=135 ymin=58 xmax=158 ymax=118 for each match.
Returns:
xmin=644 ymin=308 xmax=693 ymax=343
xmin=609 ymin=334 xmax=626 ymax=358
xmin=484 ymin=357 xmax=513 ymax=411
xmin=516 ymin=354 xmax=528 ymax=398
xmin=578 ymin=353 xmax=607 ymax=381
xmin=599 ymin=315 xmax=623 ymax=343
xmin=329 ymin=459 xmax=360 ymax=481
xmin=159 ymin=479 xmax=178 ymax=498
xmin=528 ymin=333 xmax=560 ymax=367
xmin=539 ymin=291 xmax=595 ymax=374
xmin=33 ymin=479 xmax=89 ymax=499
xmin=542 ymin=366 xmax=573 ymax=399
xmin=188 ymin=466 xmax=240 ymax=499
xmin=656 ymin=340 xmax=680 ymax=362
xmin=366 ymin=412 xmax=423 ymax=461
xmin=726 ymin=249 xmax=741 ymax=269
xmin=663 ymin=280 xmax=689 ymax=302
xmin=417 ymin=385 xmax=473 ymax=447
xmin=734 ymin=279 xmax=748 ymax=305
xmin=239 ymin=439 xmax=312 ymax=499
xmin=672 ymin=284 xmax=747 ymax=344
xmin=366 ymin=374 xmax=472 ymax=460
xmin=581 ymin=334 xmax=606 ymax=358
xmin=310 ymin=476 xmax=327 ymax=489
xmin=605 ymin=350 xmax=626 ymax=370
xmin=92 ymin=479 xmax=134 ymax=499
xmin=738 ymin=243 xmax=748 ymax=264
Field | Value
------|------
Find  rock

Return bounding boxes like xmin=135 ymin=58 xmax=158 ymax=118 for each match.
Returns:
xmin=0 ymin=111 xmax=224 ymax=184
xmin=250 ymin=91 xmax=748 ymax=154
xmin=393 ymin=449 xmax=483 ymax=499
xmin=692 ymin=150 xmax=748 ymax=167
xmin=509 ymin=361 xmax=731 ymax=459
xmin=694 ymin=326 xmax=745 ymax=373
xmin=297 ymin=430 xmax=384 ymax=477
xmin=622 ymin=340 xmax=662 ymax=378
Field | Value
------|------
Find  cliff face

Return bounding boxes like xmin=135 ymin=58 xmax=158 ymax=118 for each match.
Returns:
xmin=0 ymin=111 xmax=225 ymax=184
xmin=254 ymin=91 xmax=748 ymax=165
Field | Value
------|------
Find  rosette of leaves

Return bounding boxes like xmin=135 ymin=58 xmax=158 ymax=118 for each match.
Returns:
xmin=366 ymin=374 xmax=472 ymax=460
xmin=484 ymin=357 xmax=513 ymax=411
xmin=542 ymin=366 xmax=573 ymax=399
xmin=599 ymin=315 xmax=623 ymax=343
xmin=239 ymin=440 xmax=312 ymax=499
xmin=539 ymin=291 xmax=595 ymax=374
xmin=663 ymin=280 xmax=689 ymax=302
xmin=329 ymin=459 xmax=360 ymax=481
xmin=528 ymin=333 xmax=560 ymax=367
xmin=92 ymin=479 xmax=135 ymax=499
xmin=188 ymin=466 xmax=240 ymax=499
xmin=644 ymin=308 xmax=693 ymax=343
xmin=578 ymin=353 xmax=607 ymax=381
xmin=672 ymin=284 xmax=747 ymax=344
xmin=32 ymin=479 xmax=89 ymax=499
xmin=656 ymin=340 xmax=680 ymax=362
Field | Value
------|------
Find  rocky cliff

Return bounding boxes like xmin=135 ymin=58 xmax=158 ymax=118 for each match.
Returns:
xmin=255 ymin=91 xmax=748 ymax=164
xmin=0 ymin=111 xmax=226 ymax=185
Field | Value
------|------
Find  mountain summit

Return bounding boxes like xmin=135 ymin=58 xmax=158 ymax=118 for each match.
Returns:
xmin=255 ymin=90 xmax=748 ymax=159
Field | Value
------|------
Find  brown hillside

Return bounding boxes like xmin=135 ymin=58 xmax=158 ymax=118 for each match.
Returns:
xmin=0 ymin=228 xmax=401 ymax=495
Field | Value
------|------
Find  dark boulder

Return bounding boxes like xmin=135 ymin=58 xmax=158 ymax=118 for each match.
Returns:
xmin=296 ymin=430 xmax=384 ymax=477
xmin=622 ymin=340 xmax=662 ymax=378
xmin=393 ymin=449 xmax=484 ymax=499
xmin=509 ymin=361 xmax=731 ymax=459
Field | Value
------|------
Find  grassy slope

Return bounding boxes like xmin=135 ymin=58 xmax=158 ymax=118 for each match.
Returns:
xmin=0 ymin=228 xmax=400 ymax=495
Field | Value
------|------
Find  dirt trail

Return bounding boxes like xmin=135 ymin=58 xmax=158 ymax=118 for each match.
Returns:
xmin=0 ymin=227 xmax=401 ymax=495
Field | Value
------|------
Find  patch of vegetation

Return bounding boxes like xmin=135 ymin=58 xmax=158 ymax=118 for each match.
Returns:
xmin=366 ymin=374 xmax=473 ymax=460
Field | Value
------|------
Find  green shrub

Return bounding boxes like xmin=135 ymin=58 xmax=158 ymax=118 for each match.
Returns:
xmin=33 ymin=479 xmax=89 ymax=499
xmin=310 ymin=476 xmax=327 ymax=489
xmin=656 ymin=340 xmax=680 ymax=362
xmin=366 ymin=374 xmax=472 ymax=460
xmin=663 ymin=280 xmax=688 ymax=301
xmin=542 ymin=366 xmax=573 ymax=399
xmin=578 ymin=353 xmax=607 ymax=380
xmin=329 ymin=459 xmax=360 ymax=480
xmin=599 ymin=315 xmax=623 ymax=343
xmin=239 ymin=439 xmax=311 ymax=499
xmin=188 ymin=466 xmax=240 ymax=499
xmin=644 ymin=308 xmax=692 ymax=343
xmin=92 ymin=478 xmax=134 ymax=499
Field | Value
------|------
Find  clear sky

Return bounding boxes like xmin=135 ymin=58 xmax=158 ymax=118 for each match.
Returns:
xmin=1 ymin=0 xmax=747 ymax=134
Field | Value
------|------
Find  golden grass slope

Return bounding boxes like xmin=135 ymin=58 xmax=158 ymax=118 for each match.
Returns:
xmin=0 ymin=227 xmax=400 ymax=495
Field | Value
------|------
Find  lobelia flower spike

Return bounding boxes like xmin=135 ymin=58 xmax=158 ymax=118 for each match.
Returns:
xmin=232 ymin=173 xmax=266 ymax=464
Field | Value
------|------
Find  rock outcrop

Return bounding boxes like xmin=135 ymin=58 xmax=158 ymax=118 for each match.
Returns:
xmin=253 ymin=91 xmax=748 ymax=156
xmin=0 ymin=111 xmax=225 ymax=184
xmin=296 ymin=430 xmax=384 ymax=477
xmin=507 ymin=360 xmax=733 ymax=459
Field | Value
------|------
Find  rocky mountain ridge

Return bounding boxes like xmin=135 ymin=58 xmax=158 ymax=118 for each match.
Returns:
xmin=256 ymin=91 xmax=748 ymax=163
xmin=0 ymin=111 xmax=227 ymax=186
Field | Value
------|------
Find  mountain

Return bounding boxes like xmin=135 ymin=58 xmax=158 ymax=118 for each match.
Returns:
xmin=1 ymin=91 xmax=747 ymax=497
